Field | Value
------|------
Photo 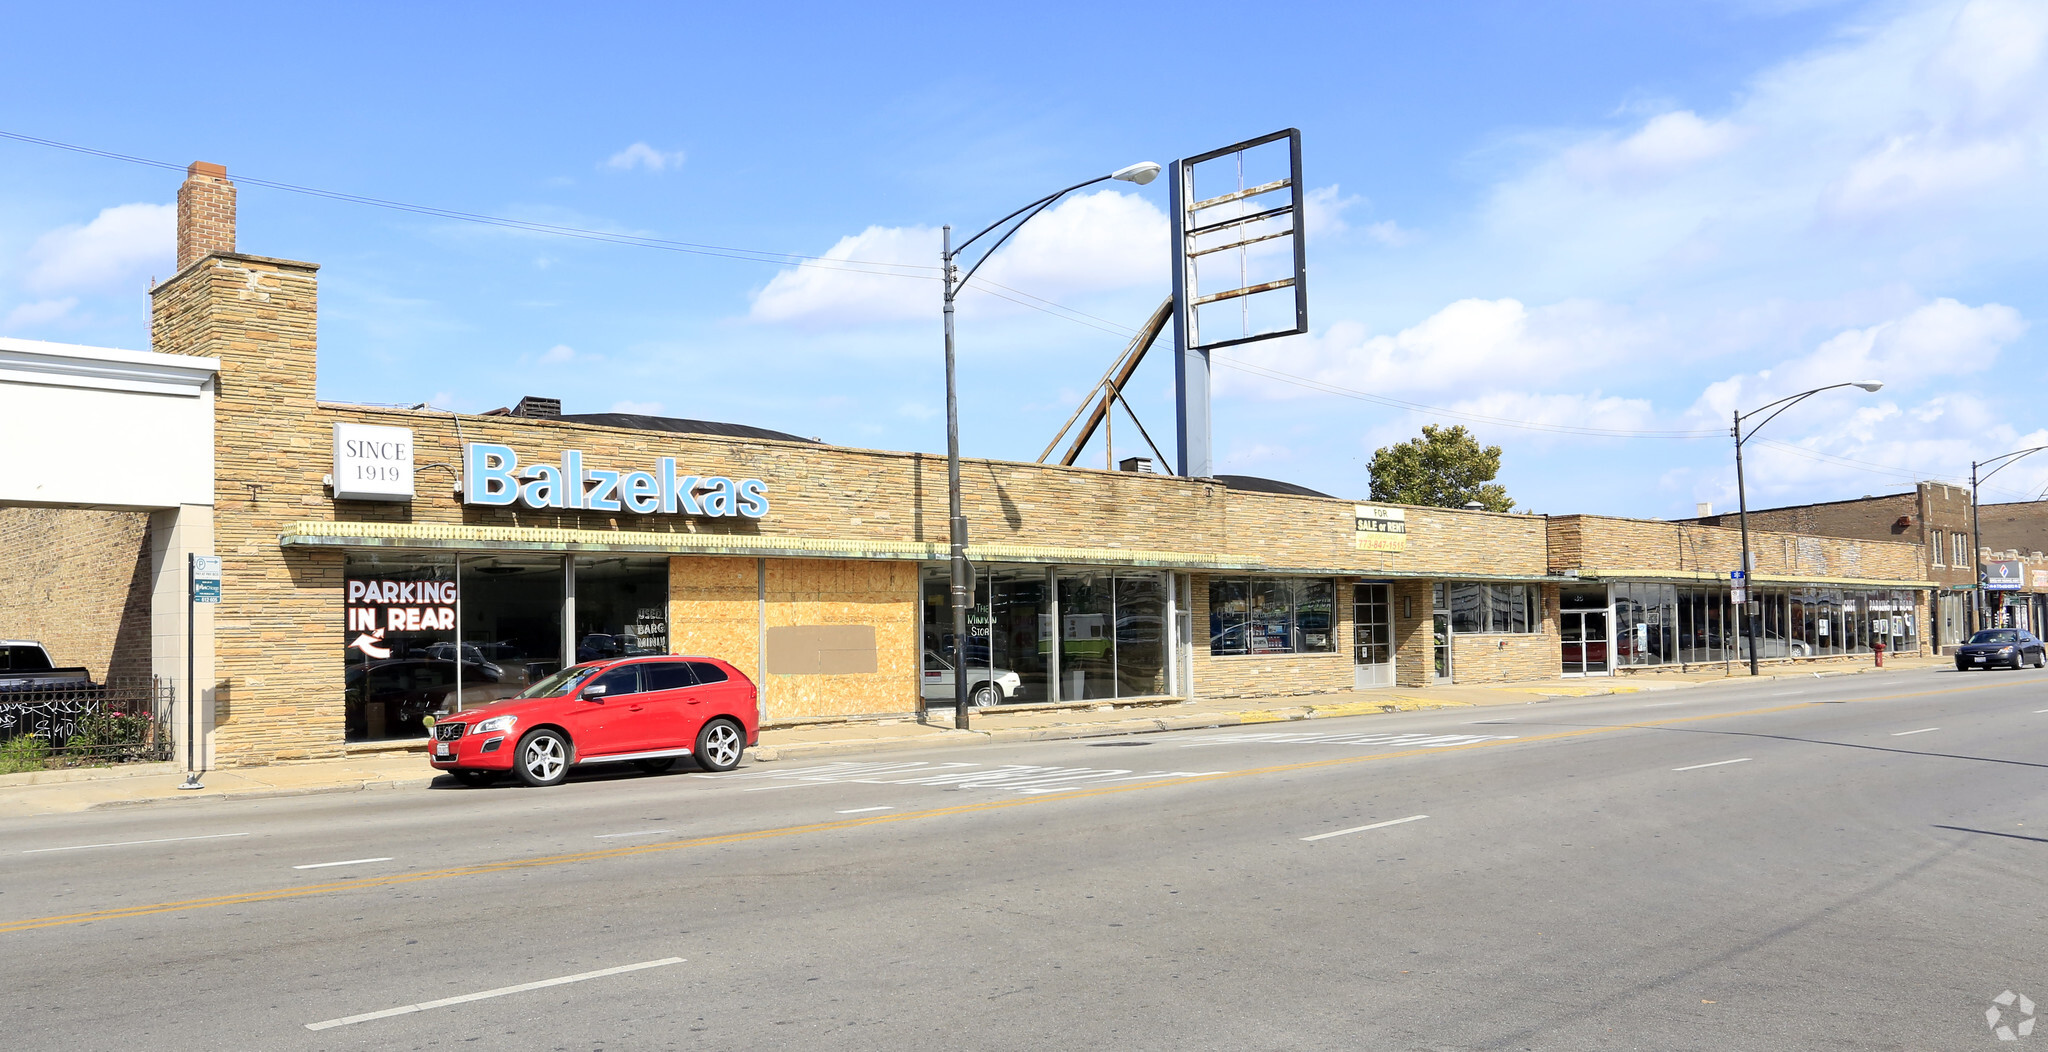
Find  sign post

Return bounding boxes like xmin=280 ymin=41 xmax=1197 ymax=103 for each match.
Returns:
xmin=181 ymin=554 xmax=220 ymax=790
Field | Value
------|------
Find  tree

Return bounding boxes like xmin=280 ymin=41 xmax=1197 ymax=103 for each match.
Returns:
xmin=1368 ymin=424 xmax=1515 ymax=511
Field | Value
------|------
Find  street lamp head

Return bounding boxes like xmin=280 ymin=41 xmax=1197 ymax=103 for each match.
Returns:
xmin=1853 ymin=380 xmax=1884 ymax=392
xmin=1111 ymin=162 xmax=1162 ymax=186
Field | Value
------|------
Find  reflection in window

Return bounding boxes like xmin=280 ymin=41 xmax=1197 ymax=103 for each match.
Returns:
xmin=1445 ymin=583 xmax=1539 ymax=635
xmin=1208 ymin=578 xmax=1338 ymax=655
xmin=459 ymin=554 xmax=565 ymax=709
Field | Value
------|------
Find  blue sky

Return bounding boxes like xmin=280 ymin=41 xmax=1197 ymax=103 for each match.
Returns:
xmin=5 ymin=0 xmax=2046 ymax=515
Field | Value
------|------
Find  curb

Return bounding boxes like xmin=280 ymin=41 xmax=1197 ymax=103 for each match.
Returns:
xmin=751 ymin=695 xmax=1479 ymax=763
xmin=84 ymin=776 xmax=440 ymax=810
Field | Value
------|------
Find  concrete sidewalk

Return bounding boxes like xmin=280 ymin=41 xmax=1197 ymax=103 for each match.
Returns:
xmin=0 ymin=653 xmax=1938 ymax=817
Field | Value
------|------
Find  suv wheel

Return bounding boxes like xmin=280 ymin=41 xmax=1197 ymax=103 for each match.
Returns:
xmin=695 ymin=719 xmax=745 ymax=772
xmin=515 ymin=729 xmax=571 ymax=787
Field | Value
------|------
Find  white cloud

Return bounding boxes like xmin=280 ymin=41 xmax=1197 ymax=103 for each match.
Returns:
xmin=1225 ymin=296 xmax=1657 ymax=399
xmin=749 ymin=188 xmax=1166 ymax=327
xmin=1304 ymin=185 xmax=1361 ymax=236
xmin=1564 ymin=110 xmax=1747 ymax=185
xmin=1691 ymin=297 xmax=2025 ymax=419
xmin=1442 ymin=390 xmax=1662 ymax=436
xmin=610 ymin=399 xmax=665 ymax=414
xmin=23 ymin=203 xmax=173 ymax=295
xmin=539 ymin=343 xmax=579 ymax=364
xmin=604 ymin=142 xmax=687 ymax=172
xmin=1365 ymin=220 xmax=1417 ymax=247
xmin=4 ymin=298 xmax=78 ymax=328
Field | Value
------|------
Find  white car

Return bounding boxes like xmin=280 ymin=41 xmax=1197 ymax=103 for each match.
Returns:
xmin=921 ymin=651 xmax=1022 ymax=707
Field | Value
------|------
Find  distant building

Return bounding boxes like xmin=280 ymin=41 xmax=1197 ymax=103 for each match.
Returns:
xmin=1683 ymin=482 xmax=2048 ymax=647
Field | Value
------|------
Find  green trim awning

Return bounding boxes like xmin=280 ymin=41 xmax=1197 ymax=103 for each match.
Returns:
xmin=1573 ymin=568 xmax=1935 ymax=589
xmin=277 ymin=520 xmax=1261 ymax=570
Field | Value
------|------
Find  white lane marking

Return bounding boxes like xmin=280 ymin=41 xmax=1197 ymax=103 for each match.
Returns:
xmin=836 ymin=806 xmax=894 ymax=814
xmin=593 ymin=829 xmax=673 ymax=839
xmin=1672 ymin=758 xmax=1751 ymax=772
xmin=733 ymin=760 xmax=1223 ymax=797
xmin=1180 ymin=731 xmax=1516 ymax=749
xmin=22 ymin=832 xmax=250 ymax=855
xmin=1891 ymin=727 xmax=1941 ymax=736
xmin=305 ymin=957 xmax=684 ymax=1030
xmin=1302 ymin=814 xmax=1429 ymax=842
xmin=293 ymin=857 xmax=394 ymax=870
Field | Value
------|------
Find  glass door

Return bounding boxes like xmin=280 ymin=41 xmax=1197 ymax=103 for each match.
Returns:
xmin=1560 ymin=588 xmax=1611 ymax=676
xmin=1561 ymin=610 xmax=1611 ymax=675
xmin=1353 ymin=583 xmax=1393 ymax=689
xmin=1431 ymin=583 xmax=1452 ymax=683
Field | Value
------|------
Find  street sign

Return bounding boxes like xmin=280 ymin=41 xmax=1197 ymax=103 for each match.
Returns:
xmin=191 ymin=554 xmax=221 ymax=604
xmin=1731 ymin=587 xmax=1748 ymax=603
xmin=1730 ymin=570 xmax=1746 ymax=581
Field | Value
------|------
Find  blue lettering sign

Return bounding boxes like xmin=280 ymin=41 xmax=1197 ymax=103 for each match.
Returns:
xmin=465 ymin=444 xmax=520 ymax=506
xmin=462 ymin=443 xmax=768 ymax=519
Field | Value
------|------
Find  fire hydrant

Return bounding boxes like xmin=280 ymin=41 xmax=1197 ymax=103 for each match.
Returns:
xmin=1873 ymin=640 xmax=1886 ymax=667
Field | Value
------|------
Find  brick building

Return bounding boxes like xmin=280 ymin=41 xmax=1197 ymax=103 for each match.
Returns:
xmin=1687 ymin=482 xmax=1974 ymax=649
xmin=0 ymin=162 xmax=1940 ymax=769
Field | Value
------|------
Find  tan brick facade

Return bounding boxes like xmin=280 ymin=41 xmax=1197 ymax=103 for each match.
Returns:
xmin=0 ymin=507 xmax=155 ymax=683
xmin=137 ymin=222 xmax=1941 ymax=764
xmin=1551 ymin=515 xmax=1925 ymax=584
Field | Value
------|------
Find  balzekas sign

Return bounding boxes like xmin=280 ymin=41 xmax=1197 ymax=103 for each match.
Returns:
xmin=461 ymin=443 xmax=769 ymax=518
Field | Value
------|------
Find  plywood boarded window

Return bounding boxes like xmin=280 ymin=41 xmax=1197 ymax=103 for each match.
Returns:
xmin=765 ymin=625 xmax=878 ymax=675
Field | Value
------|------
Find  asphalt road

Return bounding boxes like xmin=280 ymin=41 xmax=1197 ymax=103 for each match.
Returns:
xmin=3 ymin=666 xmax=2044 ymax=1051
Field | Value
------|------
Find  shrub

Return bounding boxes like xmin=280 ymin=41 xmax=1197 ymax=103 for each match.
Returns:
xmin=0 ymin=734 xmax=50 ymax=774
xmin=64 ymin=710 xmax=152 ymax=765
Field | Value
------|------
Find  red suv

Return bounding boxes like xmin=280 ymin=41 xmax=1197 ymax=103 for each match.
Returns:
xmin=427 ymin=656 xmax=759 ymax=788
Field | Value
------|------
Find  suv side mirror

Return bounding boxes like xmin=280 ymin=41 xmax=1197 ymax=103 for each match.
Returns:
xmin=582 ymin=683 xmax=609 ymax=699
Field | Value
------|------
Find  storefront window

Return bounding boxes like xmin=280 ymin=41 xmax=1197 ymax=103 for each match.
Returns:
xmin=923 ymin=566 xmax=1170 ymax=702
xmin=457 ymin=554 xmax=565 ymax=708
xmin=1613 ymin=582 xmax=1675 ymax=666
xmin=574 ymin=555 xmax=670 ymax=662
xmin=1208 ymin=577 xmax=1337 ymax=655
xmin=1115 ymin=574 xmax=1166 ymax=696
xmin=344 ymin=552 xmax=456 ymax=741
xmin=1446 ymin=584 xmax=1539 ymax=635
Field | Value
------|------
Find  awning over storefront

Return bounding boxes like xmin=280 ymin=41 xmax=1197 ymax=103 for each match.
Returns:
xmin=278 ymin=521 xmax=1572 ymax=581
xmin=1571 ymin=568 xmax=1935 ymax=589
xmin=278 ymin=520 xmax=1261 ymax=570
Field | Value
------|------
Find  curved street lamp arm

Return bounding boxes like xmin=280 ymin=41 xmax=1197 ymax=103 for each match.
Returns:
xmin=950 ymin=174 xmax=1115 ymax=292
xmin=1975 ymin=445 xmax=2048 ymax=485
xmin=953 ymin=174 xmax=1112 ymax=256
xmin=1735 ymin=383 xmax=1865 ymax=445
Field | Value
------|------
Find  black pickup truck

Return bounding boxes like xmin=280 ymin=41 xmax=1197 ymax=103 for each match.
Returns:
xmin=0 ymin=641 xmax=95 ymax=694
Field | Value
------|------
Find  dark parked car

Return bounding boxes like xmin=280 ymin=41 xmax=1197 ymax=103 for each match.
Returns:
xmin=345 ymin=659 xmax=460 ymax=738
xmin=1954 ymin=628 xmax=2046 ymax=671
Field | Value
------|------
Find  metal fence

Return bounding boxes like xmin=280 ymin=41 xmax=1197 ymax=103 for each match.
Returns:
xmin=0 ymin=678 xmax=175 ymax=770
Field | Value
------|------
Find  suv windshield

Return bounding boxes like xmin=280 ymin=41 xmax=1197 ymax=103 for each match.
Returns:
xmin=517 ymin=665 xmax=603 ymax=699
xmin=1969 ymin=630 xmax=2019 ymax=645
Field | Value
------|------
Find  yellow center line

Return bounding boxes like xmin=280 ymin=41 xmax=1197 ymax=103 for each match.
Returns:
xmin=0 ymin=678 xmax=2007 ymax=935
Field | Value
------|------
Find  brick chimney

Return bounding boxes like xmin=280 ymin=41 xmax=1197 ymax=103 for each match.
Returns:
xmin=176 ymin=161 xmax=236 ymax=270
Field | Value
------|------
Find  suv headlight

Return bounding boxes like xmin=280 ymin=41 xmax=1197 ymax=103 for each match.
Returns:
xmin=471 ymin=715 xmax=518 ymax=736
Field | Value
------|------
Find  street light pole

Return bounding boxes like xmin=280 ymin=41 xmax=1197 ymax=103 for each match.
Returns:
xmin=1734 ymin=408 xmax=1758 ymax=676
xmin=941 ymin=224 xmax=970 ymax=730
xmin=1966 ymin=446 xmax=2047 ymax=636
xmin=939 ymin=161 xmax=1160 ymax=730
xmin=1731 ymin=380 xmax=1884 ymax=676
